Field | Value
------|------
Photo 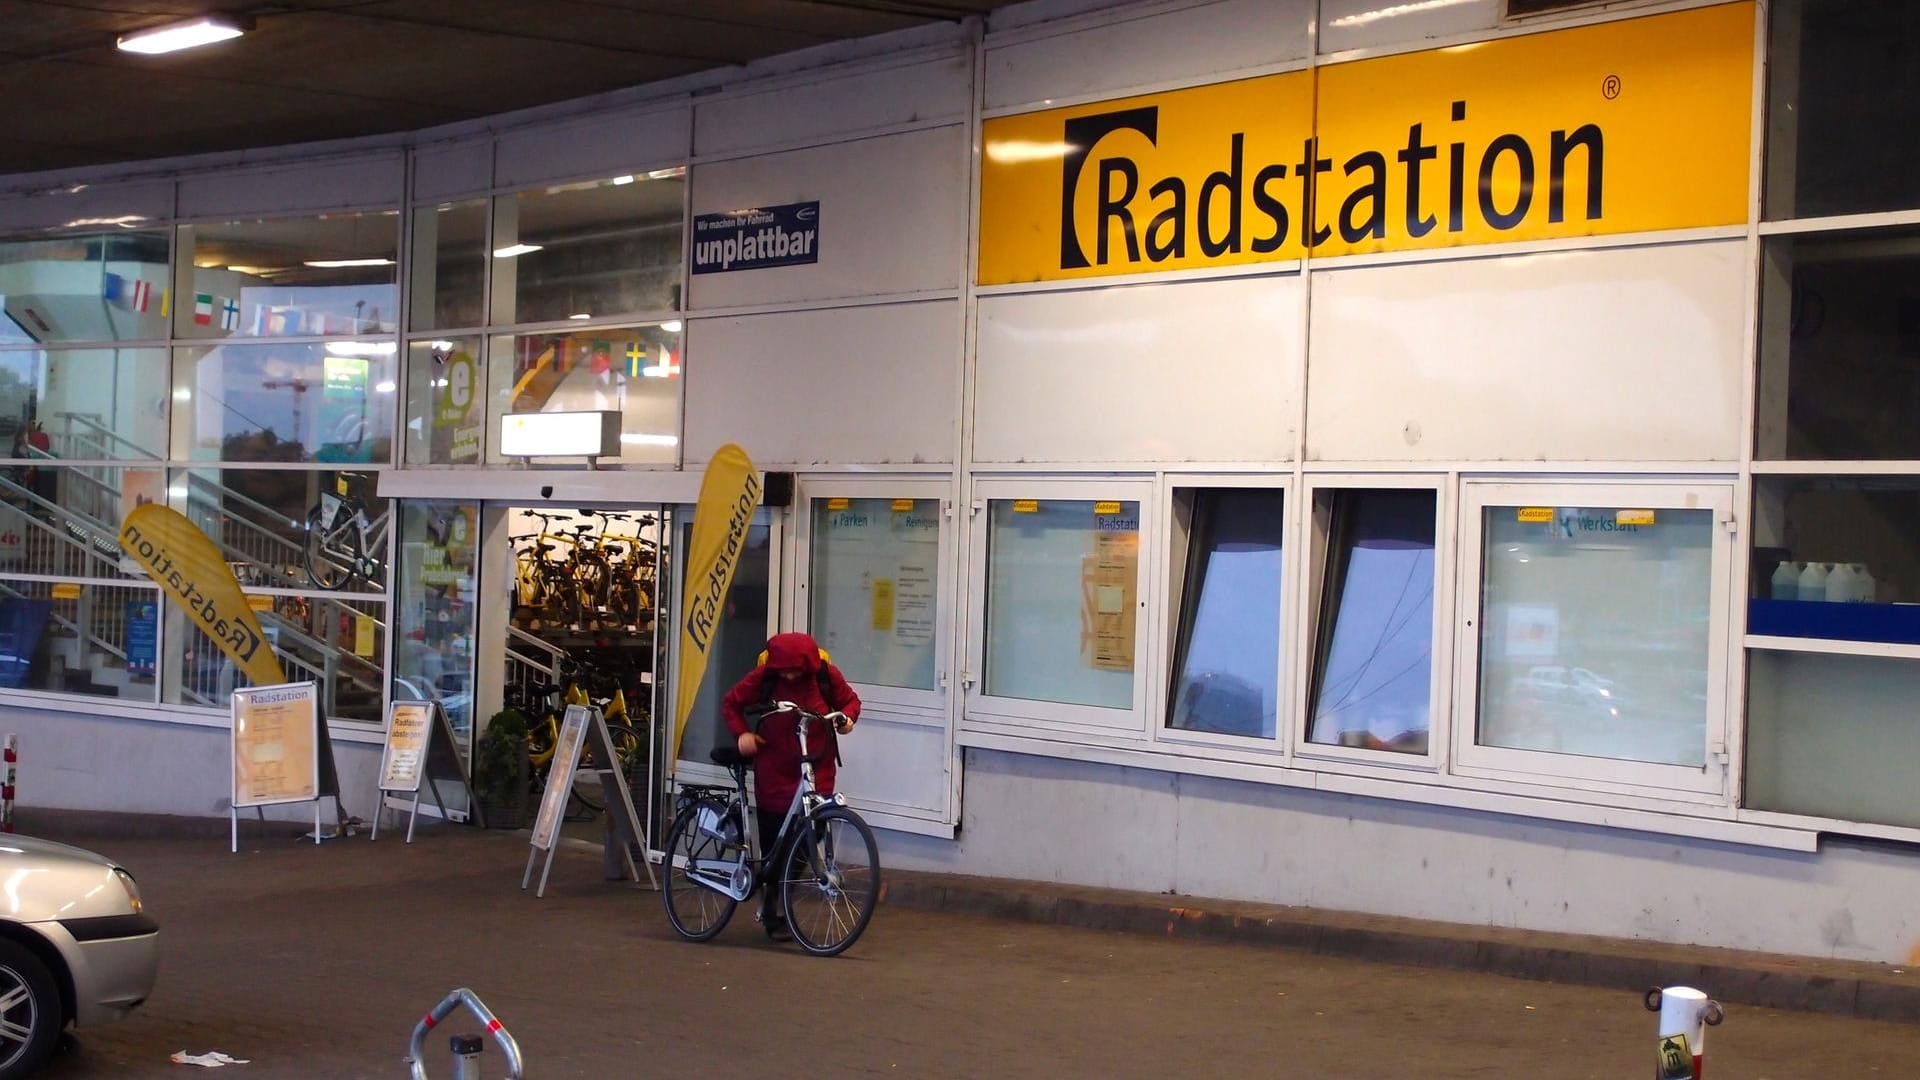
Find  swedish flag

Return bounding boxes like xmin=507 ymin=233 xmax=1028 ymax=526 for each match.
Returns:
xmin=626 ymin=342 xmax=646 ymax=378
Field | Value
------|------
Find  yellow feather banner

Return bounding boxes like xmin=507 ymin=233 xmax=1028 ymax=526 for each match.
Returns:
xmin=118 ymin=504 xmax=285 ymax=690
xmin=673 ymin=443 xmax=760 ymax=762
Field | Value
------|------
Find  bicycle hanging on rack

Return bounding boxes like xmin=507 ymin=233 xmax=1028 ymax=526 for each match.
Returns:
xmin=662 ymin=701 xmax=880 ymax=957
xmin=306 ymin=475 xmax=381 ymax=590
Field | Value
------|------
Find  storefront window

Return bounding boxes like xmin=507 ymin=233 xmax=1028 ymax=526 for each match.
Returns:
xmin=404 ymin=337 xmax=484 ymax=465
xmin=0 ymin=230 xmax=171 ymax=344
xmin=1765 ymin=0 xmax=1920 ymax=220
xmin=409 ymin=200 xmax=487 ymax=331
xmin=171 ymin=341 xmax=396 ymax=463
xmin=0 ymin=581 xmax=159 ymax=702
xmin=175 ymin=467 xmax=386 ymax=593
xmin=1750 ymin=476 xmax=1920 ymax=642
xmin=394 ymin=502 xmax=477 ymax=740
xmin=485 ymin=325 xmax=680 ymax=466
xmin=1166 ymin=489 xmax=1282 ymax=738
xmin=984 ymin=499 xmax=1138 ymax=711
xmin=0 ymin=348 xmax=168 ymax=461
xmin=0 ymin=464 xmax=157 ymax=581
xmin=1476 ymin=505 xmax=1713 ymax=768
xmin=489 ymin=172 xmax=684 ymax=326
xmin=809 ymin=497 xmax=939 ymax=691
xmin=678 ymin=509 xmax=770 ymax=766
xmin=1307 ymin=490 xmax=1436 ymax=755
xmin=174 ymin=212 xmax=399 ymax=341
xmin=1747 ymin=649 xmax=1920 ymax=828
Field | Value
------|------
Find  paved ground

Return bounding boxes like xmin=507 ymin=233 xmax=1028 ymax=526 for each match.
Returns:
xmin=31 ymin=824 xmax=1920 ymax=1078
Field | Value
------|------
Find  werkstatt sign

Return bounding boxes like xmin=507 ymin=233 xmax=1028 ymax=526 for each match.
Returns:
xmin=693 ymin=202 xmax=819 ymax=274
xmin=118 ymin=504 xmax=285 ymax=689
xmin=978 ymin=2 xmax=1754 ymax=285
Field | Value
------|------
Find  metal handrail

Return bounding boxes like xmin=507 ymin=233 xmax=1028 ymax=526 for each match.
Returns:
xmin=507 ymin=625 xmax=564 ymax=672
xmin=51 ymin=412 xmax=164 ymax=459
xmin=405 ymin=988 xmax=524 ymax=1080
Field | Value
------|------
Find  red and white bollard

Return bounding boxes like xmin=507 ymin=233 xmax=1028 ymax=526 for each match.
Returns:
xmin=1645 ymin=985 xmax=1724 ymax=1079
xmin=2 ymin=734 xmax=16 ymax=834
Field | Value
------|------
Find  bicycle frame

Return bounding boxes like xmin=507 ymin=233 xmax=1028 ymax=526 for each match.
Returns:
xmin=681 ymin=703 xmax=845 ymax=903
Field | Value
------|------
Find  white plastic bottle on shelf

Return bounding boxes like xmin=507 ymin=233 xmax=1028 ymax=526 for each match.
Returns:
xmin=1771 ymin=561 xmax=1802 ymax=600
xmin=1826 ymin=563 xmax=1858 ymax=603
xmin=1798 ymin=561 xmax=1831 ymax=602
xmin=1851 ymin=564 xmax=1876 ymax=603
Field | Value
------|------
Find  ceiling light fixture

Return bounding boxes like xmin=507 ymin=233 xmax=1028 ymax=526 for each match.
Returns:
xmin=568 ymin=313 xmax=592 ymax=320
xmin=117 ymin=15 xmax=249 ymax=55
xmin=659 ymin=320 xmax=683 ymax=333
xmin=492 ymin=243 xmax=542 ymax=259
xmin=303 ymin=258 xmax=394 ymax=268
xmin=611 ymin=175 xmax=636 ymax=186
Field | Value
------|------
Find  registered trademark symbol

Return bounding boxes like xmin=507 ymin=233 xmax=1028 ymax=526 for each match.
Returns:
xmin=1602 ymin=74 xmax=1622 ymax=99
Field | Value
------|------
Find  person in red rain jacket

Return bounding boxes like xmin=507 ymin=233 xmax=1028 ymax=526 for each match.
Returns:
xmin=721 ymin=630 xmax=859 ymax=940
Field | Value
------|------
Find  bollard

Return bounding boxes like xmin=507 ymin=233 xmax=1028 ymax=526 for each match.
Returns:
xmin=449 ymin=1034 xmax=484 ymax=1080
xmin=405 ymin=988 xmax=524 ymax=1080
xmin=1645 ymin=985 xmax=1724 ymax=1079
xmin=3 ymin=734 xmax=16 ymax=834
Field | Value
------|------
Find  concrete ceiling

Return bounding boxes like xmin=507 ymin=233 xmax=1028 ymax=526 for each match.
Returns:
xmin=0 ymin=0 xmax=1016 ymax=176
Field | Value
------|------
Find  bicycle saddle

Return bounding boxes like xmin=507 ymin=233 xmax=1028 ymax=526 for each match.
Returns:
xmin=709 ymin=747 xmax=748 ymax=768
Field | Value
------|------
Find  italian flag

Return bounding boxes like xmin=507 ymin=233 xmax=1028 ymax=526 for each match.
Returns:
xmin=193 ymin=294 xmax=214 ymax=326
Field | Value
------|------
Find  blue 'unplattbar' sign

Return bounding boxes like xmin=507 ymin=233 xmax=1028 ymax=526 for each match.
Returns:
xmin=692 ymin=202 xmax=818 ymax=274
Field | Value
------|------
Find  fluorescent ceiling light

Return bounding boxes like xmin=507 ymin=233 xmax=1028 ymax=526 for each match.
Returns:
xmin=492 ymin=243 xmax=543 ymax=259
xmin=62 ymin=215 xmax=148 ymax=228
xmin=1329 ymin=0 xmax=1475 ymax=29
xmin=374 ymin=381 xmax=397 ymax=393
xmin=568 ymin=313 xmax=592 ymax=320
xmin=646 ymin=168 xmax=683 ymax=180
xmin=117 ymin=15 xmax=248 ymax=55
xmin=611 ymin=175 xmax=636 ymax=186
xmin=659 ymin=320 xmax=683 ymax=333
xmin=225 ymin=265 xmax=282 ymax=275
xmin=985 ymin=140 xmax=1077 ymax=164
xmin=303 ymin=258 xmax=394 ymax=268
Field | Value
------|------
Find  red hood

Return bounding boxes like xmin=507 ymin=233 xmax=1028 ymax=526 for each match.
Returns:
xmin=765 ymin=632 xmax=821 ymax=672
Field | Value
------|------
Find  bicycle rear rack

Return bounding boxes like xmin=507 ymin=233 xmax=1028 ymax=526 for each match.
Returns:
xmin=404 ymin=988 xmax=524 ymax=1079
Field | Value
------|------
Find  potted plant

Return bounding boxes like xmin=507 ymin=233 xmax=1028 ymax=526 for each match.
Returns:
xmin=473 ymin=708 xmax=531 ymax=829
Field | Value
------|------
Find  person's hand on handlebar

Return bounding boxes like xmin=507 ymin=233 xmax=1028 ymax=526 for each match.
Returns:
xmin=826 ymin=710 xmax=855 ymax=735
xmin=736 ymin=731 xmax=764 ymax=757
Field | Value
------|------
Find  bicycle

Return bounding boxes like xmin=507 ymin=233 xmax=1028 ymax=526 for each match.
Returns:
xmin=662 ymin=701 xmax=880 ymax=957
xmin=306 ymin=476 xmax=381 ymax=589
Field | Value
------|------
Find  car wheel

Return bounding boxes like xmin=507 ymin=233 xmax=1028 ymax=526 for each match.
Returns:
xmin=0 ymin=938 xmax=61 ymax=1080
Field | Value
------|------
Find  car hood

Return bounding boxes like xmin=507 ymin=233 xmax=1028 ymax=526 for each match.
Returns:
xmin=0 ymin=834 xmax=139 ymax=924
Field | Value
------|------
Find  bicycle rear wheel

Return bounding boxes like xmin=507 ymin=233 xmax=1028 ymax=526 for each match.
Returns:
xmin=304 ymin=506 xmax=354 ymax=590
xmin=779 ymin=805 xmax=880 ymax=957
xmin=663 ymin=800 xmax=741 ymax=942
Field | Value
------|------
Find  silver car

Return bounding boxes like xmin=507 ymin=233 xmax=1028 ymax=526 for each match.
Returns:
xmin=0 ymin=835 xmax=158 ymax=1078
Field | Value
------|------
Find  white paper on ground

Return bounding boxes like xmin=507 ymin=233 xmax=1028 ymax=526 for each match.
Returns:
xmin=171 ymin=1050 xmax=251 ymax=1067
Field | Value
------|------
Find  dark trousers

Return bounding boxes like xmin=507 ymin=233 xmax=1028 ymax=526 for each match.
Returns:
xmin=757 ymin=807 xmax=789 ymax=915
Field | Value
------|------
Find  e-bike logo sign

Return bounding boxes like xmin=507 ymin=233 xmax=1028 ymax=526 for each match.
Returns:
xmin=977 ymin=2 xmax=1754 ymax=284
xmin=693 ymin=201 xmax=820 ymax=274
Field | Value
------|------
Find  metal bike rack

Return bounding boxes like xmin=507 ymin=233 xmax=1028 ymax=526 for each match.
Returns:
xmin=404 ymin=988 xmax=525 ymax=1079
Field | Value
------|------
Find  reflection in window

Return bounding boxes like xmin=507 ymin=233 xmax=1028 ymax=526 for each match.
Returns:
xmin=678 ymin=510 xmax=770 ymax=764
xmin=1747 ymin=649 xmax=1920 ymax=828
xmin=1765 ymin=0 xmax=1920 ymax=220
xmin=173 ymin=341 xmax=396 ymax=463
xmin=176 ymin=467 xmax=386 ymax=593
xmin=0 ymin=465 xmax=160 ymax=581
xmin=810 ymin=498 xmax=940 ymax=691
xmin=1167 ymin=489 xmax=1282 ymax=738
xmin=1750 ymin=477 xmax=1920 ymax=642
xmin=0 ymin=230 xmax=171 ymax=344
xmin=1756 ymin=228 xmax=1920 ymax=460
xmin=0 ymin=348 xmax=168 ymax=461
xmin=409 ymin=200 xmax=487 ymax=331
xmin=405 ymin=337 xmax=484 ymax=465
xmin=1476 ymin=506 xmax=1712 ymax=768
xmin=490 ymin=172 xmax=684 ymax=325
xmin=985 ymin=499 xmax=1138 ymax=711
xmin=0 ymin=581 xmax=158 ymax=702
xmin=175 ymin=212 xmax=399 ymax=340
xmin=486 ymin=325 xmax=680 ymax=466
xmin=395 ymin=502 xmax=478 ymax=740
xmin=1307 ymin=490 xmax=1435 ymax=754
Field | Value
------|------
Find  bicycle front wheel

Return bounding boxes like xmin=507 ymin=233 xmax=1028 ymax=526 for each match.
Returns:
xmin=663 ymin=800 xmax=741 ymax=942
xmin=779 ymin=805 xmax=880 ymax=957
xmin=304 ymin=506 xmax=353 ymax=590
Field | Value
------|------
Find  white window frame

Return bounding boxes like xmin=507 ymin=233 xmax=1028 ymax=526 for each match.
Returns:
xmin=1293 ymin=473 xmax=1451 ymax=772
xmin=1452 ymin=480 xmax=1733 ymax=799
xmin=793 ymin=479 xmax=955 ymax=719
xmin=965 ymin=478 xmax=1156 ymax=742
xmin=1150 ymin=473 xmax=1292 ymax=758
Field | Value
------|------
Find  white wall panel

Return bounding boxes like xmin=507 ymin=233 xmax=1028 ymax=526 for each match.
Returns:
xmin=985 ymin=0 xmax=1312 ymax=113
xmin=412 ymin=139 xmax=492 ymax=200
xmin=688 ymin=127 xmax=964 ymax=309
xmin=493 ymin=105 xmax=689 ymax=190
xmin=0 ymin=181 xmax=174 ymax=233
xmin=836 ymin=715 xmax=949 ymax=817
xmin=684 ymin=300 xmax=957 ymax=467
xmin=1317 ymin=0 xmax=1499 ymax=55
xmin=1306 ymin=241 xmax=1747 ymax=463
xmin=974 ymin=275 xmax=1303 ymax=464
xmin=177 ymin=154 xmax=403 ymax=217
xmin=695 ymin=53 xmax=969 ymax=158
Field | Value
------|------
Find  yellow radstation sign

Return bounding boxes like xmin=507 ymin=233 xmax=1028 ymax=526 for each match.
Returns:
xmin=978 ymin=3 xmax=1754 ymax=284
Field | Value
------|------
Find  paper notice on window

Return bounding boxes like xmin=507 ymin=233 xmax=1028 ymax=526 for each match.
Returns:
xmin=871 ymin=578 xmax=896 ymax=632
xmin=232 ymin=682 xmax=319 ymax=807
xmin=1082 ymin=525 xmax=1138 ymax=672
xmin=894 ymin=564 xmax=936 ymax=646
